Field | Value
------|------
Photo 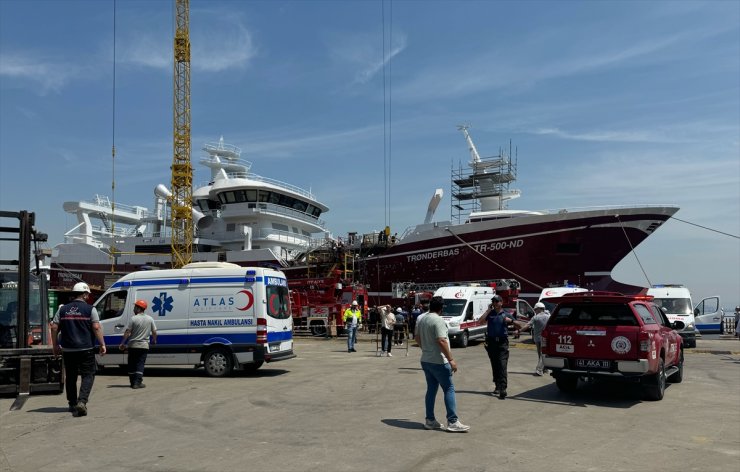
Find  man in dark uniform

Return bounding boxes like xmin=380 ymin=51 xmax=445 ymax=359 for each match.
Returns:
xmin=50 ymin=282 xmax=106 ymax=416
xmin=482 ymin=295 xmax=515 ymax=399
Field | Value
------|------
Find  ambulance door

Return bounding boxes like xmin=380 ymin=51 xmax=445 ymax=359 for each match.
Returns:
xmin=694 ymin=296 xmax=723 ymax=333
xmin=94 ymin=289 xmax=130 ymax=366
xmin=136 ymin=281 xmax=191 ymax=365
xmin=263 ymin=275 xmax=293 ymax=355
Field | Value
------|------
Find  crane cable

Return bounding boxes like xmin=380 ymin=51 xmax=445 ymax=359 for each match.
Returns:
xmin=110 ymin=0 xmax=117 ymax=273
xmin=444 ymin=227 xmax=544 ymax=291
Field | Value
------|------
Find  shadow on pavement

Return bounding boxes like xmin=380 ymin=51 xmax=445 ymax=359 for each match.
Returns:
xmin=510 ymin=381 xmax=646 ymax=408
xmin=381 ymin=418 xmax=425 ymax=430
xmin=26 ymin=406 xmax=70 ymax=414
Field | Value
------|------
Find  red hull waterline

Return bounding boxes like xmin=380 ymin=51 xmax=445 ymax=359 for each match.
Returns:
xmin=50 ymin=205 xmax=677 ymax=304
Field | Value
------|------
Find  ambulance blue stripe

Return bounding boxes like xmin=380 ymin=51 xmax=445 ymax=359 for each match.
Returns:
xmin=105 ymin=331 xmax=292 ymax=346
xmin=189 ymin=277 xmax=250 ymax=284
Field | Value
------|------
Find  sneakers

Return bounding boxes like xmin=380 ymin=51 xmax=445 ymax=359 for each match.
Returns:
xmin=446 ymin=420 xmax=470 ymax=432
xmin=132 ymin=383 xmax=146 ymax=389
xmin=75 ymin=402 xmax=87 ymax=417
xmin=499 ymin=390 xmax=507 ymax=399
xmin=534 ymin=371 xmax=543 ymax=376
xmin=68 ymin=403 xmax=76 ymax=413
xmin=377 ymin=351 xmax=383 ymax=357
xmin=492 ymin=388 xmax=500 ymax=396
xmin=424 ymin=419 xmax=444 ymax=430
xmin=386 ymin=352 xmax=393 ymax=357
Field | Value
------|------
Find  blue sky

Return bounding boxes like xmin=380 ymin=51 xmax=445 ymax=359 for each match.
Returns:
xmin=1 ymin=0 xmax=738 ymax=308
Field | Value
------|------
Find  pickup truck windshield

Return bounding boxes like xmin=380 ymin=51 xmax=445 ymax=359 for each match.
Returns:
xmin=549 ymin=303 xmax=638 ymax=326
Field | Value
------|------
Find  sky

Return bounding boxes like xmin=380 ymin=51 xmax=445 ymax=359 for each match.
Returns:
xmin=0 ymin=0 xmax=738 ymax=309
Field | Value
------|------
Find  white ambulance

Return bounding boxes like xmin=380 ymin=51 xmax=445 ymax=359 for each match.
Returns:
xmin=433 ymin=285 xmax=496 ymax=348
xmin=646 ymin=284 xmax=721 ymax=347
xmin=93 ymin=262 xmax=294 ymax=376
xmin=538 ymin=285 xmax=589 ymax=313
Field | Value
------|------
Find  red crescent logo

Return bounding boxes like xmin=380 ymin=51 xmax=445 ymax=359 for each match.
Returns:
xmin=545 ymin=290 xmax=555 ymax=296
xmin=454 ymin=291 xmax=464 ymax=299
xmin=237 ymin=290 xmax=254 ymax=311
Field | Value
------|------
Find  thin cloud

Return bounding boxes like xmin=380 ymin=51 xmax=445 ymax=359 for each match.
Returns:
xmin=119 ymin=17 xmax=257 ymax=73
xmin=0 ymin=53 xmax=79 ymax=94
xmin=326 ymin=31 xmax=407 ymax=86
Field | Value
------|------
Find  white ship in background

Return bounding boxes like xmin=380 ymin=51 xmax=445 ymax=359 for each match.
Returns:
xmin=51 ymin=137 xmax=330 ymax=288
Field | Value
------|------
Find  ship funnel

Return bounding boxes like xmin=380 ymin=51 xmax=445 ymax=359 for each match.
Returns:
xmin=424 ymin=188 xmax=444 ymax=224
xmin=154 ymin=184 xmax=212 ymax=229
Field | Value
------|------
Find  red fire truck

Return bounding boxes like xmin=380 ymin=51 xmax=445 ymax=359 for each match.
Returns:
xmin=289 ymin=274 xmax=369 ymax=336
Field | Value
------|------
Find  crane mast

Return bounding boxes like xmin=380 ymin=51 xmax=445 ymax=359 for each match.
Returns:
xmin=171 ymin=0 xmax=192 ymax=268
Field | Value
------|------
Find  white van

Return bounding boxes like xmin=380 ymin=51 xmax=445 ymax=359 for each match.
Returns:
xmin=434 ymin=285 xmax=495 ymax=348
xmin=538 ymin=285 xmax=589 ymax=313
xmin=646 ymin=284 xmax=715 ymax=348
xmin=93 ymin=262 xmax=294 ymax=376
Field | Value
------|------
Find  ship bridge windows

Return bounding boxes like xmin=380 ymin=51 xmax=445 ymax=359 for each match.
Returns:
xmin=197 ymin=199 xmax=221 ymax=211
xmin=216 ymin=189 xmax=321 ymax=218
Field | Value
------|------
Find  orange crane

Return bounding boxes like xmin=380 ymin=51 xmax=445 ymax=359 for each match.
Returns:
xmin=170 ymin=0 xmax=193 ymax=268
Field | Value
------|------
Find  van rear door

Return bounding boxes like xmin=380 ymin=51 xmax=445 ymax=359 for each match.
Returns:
xmin=263 ymin=274 xmax=293 ymax=357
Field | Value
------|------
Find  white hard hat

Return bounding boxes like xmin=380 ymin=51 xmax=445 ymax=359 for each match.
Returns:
xmin=396 ymin=307 xmax=402 ymax=313
xmin=351 ymin=300 xmax=358 ymax=306
xmin=72 ymin=282 xmax=91 ymax=293
xmin=534 ymin=302 xmax=546 ymax=309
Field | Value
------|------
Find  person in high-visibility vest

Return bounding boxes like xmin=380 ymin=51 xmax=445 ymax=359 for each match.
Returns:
xmin=343 ymin=300 xmax=362 ymax=353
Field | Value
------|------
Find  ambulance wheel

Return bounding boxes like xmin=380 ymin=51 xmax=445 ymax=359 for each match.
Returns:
xmin=242 ymin=361 xmax=264 ymax=375
xmin=310 ymin=323 xmax=327 ymax=337
xmin=459 ymin=331 xmax=469 ymax=348
xmin=204 ymin=348 xmax=233 ymax=377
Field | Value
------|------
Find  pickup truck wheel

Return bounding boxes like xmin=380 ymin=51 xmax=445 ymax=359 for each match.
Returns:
xmin=668 ymin=350 xmax=684 ymax=384
xmin=203 ymin=348 xmax=233 ymax=377
xmin=555 ymin=374 xmax=578 ymax=393
xmin=460 ymin=331 xmax=469 ymax=348
xmin=644 ymin=358 xmax=666 ymax=401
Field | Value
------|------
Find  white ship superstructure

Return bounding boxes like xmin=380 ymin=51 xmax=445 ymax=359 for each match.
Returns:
xmin=52 ymin=138 xmax=330 ymax=286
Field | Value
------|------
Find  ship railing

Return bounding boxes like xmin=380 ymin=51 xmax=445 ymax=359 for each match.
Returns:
xmin=253 ymin=228 xmax=311 ymax=247
xmin=214 ymin=172 xmax=317 ymax=201
xmin=203 ymin=141 xmax=242 ymax=157
xmin=535 ymin=203 xmax=676 ymax=214
xmin=250 ymin=203 xmax=327 ymax=228
xmin=89 ymin=195 xmax=151 ymax=218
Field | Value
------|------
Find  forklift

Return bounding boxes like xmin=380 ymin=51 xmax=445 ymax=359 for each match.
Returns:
xmin=0 ymin=210 xmax=63 ymax=410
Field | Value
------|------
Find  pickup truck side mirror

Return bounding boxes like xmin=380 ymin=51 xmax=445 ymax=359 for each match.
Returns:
xmin=672 ymin=320 xmax=686 ymax=331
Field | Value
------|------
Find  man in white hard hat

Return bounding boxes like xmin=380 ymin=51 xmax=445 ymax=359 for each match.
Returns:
xmin=525 ymin=302 xmax=551 ymax=376
xmin=343 ymin=300 xmax=362 ymax=353
xmin=50 ymin=282 xmax=106 ymax=417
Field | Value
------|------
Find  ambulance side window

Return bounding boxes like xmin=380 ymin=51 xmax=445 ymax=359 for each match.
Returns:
xmin=95 ymin=290 xmax=128 ymax=321
xmin=464 ymin=303 xmax=474 ymax=321
xmin=266 ymin=286 xmax=290 ymax=320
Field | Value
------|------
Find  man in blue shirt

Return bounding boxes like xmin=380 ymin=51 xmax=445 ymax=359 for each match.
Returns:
xmin=482 ymin=295 xmax=514 ymax=399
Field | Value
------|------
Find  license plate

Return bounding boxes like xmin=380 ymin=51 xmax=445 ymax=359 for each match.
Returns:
xmin=576 ymin=359 xmax=610 ymax=369
xmin=270 ymin=342 xmax=281 ymax=352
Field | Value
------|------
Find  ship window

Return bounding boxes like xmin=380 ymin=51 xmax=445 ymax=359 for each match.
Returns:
xmin=556 ymin=242 xmax=581 ymax=254
xmin=248 ymin=203 xmax=256 ymax=209
xmin=227 ymin=223 xmax=236 ymax=232
xmin=258 ymin=190 xmax=269 ymax=202
xmin=206 ymin=199 xmax=221 ymax=210
xmin=292 ymin=200 xmax=307 ymax=212
xmin=269 ymin=192 xmax=281 ymax=205
xmin=279 ymin=194 xmax=293 ymax=207
xmin=292 ymin=227 xmax=299 ymax=233
xmin=196 ymin=200 xmax=208 ymax=211
xmin=235 ymin=190 xmax=247 ymax=203
xmin=302 ymin=230 xmax=311 ymax=237
xmin=246 ymin=190 xmax=257 ymax=202
xmin=306 ymin=205 xmax=315 ymax=215
xmin=224 ymin=192 xmax=236 ymax=203
xmin=272 ymin=223 xmax=289 ymax=232
xmin=313 ymin=207 xmax=322 ymax=217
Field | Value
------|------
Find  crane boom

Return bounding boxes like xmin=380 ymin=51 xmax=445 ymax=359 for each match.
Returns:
xmin=171 ymin=0 xmax=193 ymax=268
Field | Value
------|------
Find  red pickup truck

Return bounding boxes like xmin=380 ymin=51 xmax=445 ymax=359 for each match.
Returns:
xmin=541 ymin=292 xmax=685 ymax=401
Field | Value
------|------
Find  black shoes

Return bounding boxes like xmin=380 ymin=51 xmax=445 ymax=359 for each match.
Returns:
xmin=499 ymin=390 xmax=507 ymax=399
xmin=132 ymin=383 xmax=146 ymax=389
xmin=75 ymin=402 xmax=87 ymax=416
